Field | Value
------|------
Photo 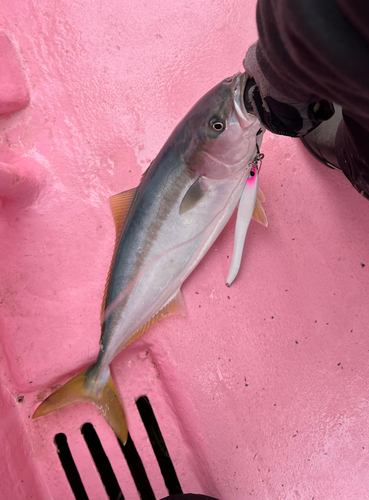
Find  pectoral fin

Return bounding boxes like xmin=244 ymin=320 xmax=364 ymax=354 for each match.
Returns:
xmin=179 ymin=177 xmax=207 ymax=215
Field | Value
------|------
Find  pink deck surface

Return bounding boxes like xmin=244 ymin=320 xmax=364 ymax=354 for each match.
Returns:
xmin=0 ymin=1 xmax=368 ymax=499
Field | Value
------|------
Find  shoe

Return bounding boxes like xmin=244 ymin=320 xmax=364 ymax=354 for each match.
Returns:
xmin=300 ymin=104 xmax=342 ymax=170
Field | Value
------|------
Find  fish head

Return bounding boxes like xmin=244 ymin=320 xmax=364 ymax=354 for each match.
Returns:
xmin=183 ymin=72 xmax=264 ymax=180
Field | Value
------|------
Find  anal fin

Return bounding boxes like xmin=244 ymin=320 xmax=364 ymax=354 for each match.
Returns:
xmin=123 ymin=290 xmax=186 ymax=348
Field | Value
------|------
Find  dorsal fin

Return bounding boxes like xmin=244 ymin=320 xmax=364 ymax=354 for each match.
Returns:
xmin=101 ymin=187 xmax=138 ymax=319
xmin=123 ymin=290 xmax=186 ymax=348
xmin=141 ymin=164 xmax=151 ymax=181
xmin=110 ymin=188 xmax=138 ymax=239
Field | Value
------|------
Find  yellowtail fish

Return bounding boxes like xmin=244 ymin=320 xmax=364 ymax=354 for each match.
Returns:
xmin=33 ymin=73 xmax=267 ymax=444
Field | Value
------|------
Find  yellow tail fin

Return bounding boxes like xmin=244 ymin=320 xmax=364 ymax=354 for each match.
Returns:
xmin=32 ymin=368 xmax=128 ymax=445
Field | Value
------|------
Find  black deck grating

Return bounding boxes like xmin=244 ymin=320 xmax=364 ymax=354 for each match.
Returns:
xmin=117 ymin=431 xmax=156 ymax=499
xmin=54 ymin=433 xmax=89 ymax=500
xmin=54 ymin=395 xmax=182 ymax=499
xmin=81 ymin=423 xmax=124 ymax=499
xmin=136 ymin=396 xmax=183 ymax=495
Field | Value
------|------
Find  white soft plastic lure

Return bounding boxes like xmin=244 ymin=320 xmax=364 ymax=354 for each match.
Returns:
xmin=226 ymin=164 xmax=267 ymax=286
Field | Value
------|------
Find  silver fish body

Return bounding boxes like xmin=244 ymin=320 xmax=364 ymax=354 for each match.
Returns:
xmin=33 ymin=72 xmax=263 ymax=443
xmin=95 ymin=72 xmax=261 ymax=379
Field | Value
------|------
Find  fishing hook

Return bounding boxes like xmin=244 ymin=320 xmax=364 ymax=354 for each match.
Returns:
xmin=249 ymin=143 xmax=265 ymax=173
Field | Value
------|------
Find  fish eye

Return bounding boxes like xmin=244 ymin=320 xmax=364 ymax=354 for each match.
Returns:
xmin=250 ymin=169 xmax=255 ymax=177
xmin=210 ymin=119 xmax=226 ymax=132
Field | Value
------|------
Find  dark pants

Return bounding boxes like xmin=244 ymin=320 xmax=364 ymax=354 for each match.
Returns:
xmin=337 ymin=114 xmax=369 ymax=200
xmin=252 ymin=0 xmax=369 ymax=198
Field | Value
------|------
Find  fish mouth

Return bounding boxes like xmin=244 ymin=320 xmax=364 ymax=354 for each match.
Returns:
xmin=231 ymin=72 xmax=254 ymax=128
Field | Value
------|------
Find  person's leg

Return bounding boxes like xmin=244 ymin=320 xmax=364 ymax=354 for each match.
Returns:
xmin=336 ymin=113 xmax=369 ymax=200
xmin=243 ymin=0 xmax=369 ymax=198
xmin=300 ymin=105 xmax=342 ymax=169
